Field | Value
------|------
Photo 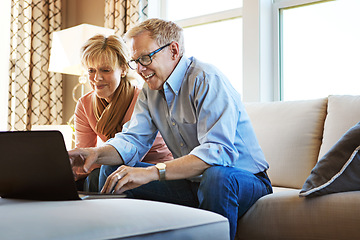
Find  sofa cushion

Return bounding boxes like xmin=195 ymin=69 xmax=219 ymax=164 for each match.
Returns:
xmin=245 ymin=98 xmax=327 ymax=189
xmin=300 ymin=122 xmax=360 ymax=197
xmin=237 ymin=189 xmax=360 ymax=240
xmin=318 ymin=95 xmax=360 ymax=159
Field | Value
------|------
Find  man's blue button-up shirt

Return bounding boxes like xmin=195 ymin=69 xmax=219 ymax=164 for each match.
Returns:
xmin=106 ymin=56 xmax=269 ymax=174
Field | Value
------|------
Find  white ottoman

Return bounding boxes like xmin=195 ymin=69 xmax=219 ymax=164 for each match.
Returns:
xmin=1 ymin=198 xmax=229 ymax=240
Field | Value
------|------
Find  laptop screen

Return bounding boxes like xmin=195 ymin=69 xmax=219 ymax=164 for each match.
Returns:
xmin=0 ymin=130 xmax=80 ymax=201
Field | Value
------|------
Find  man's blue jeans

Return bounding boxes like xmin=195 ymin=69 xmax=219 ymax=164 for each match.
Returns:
xmin=99 ymin=163 xmax=272 ymax=240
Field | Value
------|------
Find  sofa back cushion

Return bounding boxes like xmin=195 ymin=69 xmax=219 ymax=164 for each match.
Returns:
xmin=318 ymin=95 xmax=360 ymax=160
xmin=244 ymin=98 xmax=327 ymax=189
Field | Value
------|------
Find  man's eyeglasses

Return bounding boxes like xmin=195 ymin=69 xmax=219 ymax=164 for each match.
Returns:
xmin=128 ymin=43 xmax=171 ymax=70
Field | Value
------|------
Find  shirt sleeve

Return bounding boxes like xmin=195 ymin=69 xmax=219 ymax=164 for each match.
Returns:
xmin=189 ymin=73 xmax=242 ymax=167
xmin=106 ymin=89 xmax=159 ymax=166
xmin=141 ymin=132 xmax=173 ymax=164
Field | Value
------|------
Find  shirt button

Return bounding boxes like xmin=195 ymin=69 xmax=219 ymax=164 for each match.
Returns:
xmin=172 ymin=122 xmax=176 ymax=126
xmin=180 ymin=143 xmax=184 ymax=147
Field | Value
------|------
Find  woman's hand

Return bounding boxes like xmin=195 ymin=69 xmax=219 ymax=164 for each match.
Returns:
xmin=101 ymin=165 xmax=159 ymax=194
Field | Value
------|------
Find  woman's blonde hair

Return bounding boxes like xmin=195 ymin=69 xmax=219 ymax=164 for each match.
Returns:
xmin=81 ymin=34 xmax=130 ymax=72
xmin=125 ymin=18 xmax=185 ymax=56
xmin=80 ymin=34 xmax=135 ymax=140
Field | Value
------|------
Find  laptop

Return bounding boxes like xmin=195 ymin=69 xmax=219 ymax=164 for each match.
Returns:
xmin=0 ymin=130 xmax=125 ymax=201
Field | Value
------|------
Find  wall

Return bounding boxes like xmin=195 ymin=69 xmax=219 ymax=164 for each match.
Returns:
xmin=61 ymin=0 xmax=105 ymax=123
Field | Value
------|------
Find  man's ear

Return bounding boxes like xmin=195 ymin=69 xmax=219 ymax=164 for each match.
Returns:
xmin=169 ymin=42 xmax=180 ymax=59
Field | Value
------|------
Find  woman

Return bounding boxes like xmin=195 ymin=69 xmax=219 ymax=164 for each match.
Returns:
xmin=72 ymin=34 xmax=172 ymax=191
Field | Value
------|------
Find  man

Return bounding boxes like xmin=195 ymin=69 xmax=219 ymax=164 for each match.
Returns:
xmin=68 ymin=18 xmax=272 ymax=240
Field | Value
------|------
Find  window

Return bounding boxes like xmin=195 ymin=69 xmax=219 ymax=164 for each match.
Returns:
xmin=277 ymin=0 xmax=360 ymax=101
xmin=166 ymin=0 xmax=242 ymax=20
xmin=148 ymin=0 xmax=243 ymax=95
xmin=0 ymin=0 xmax=11 ymax=130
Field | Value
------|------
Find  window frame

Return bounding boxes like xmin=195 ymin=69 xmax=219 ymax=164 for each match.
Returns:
xmin=171 ymin=8 xmax=242 ymax=28
xmin=153 ymin=0 xmax=274 ymax=102
xmin=272 ymin=0 xmax=334 ymax=101
xmin=150 ymin=0 xmax=339 ymax=102
xmin=156 ymin=0 xmax=243 ymax=28
xmin=151 ymin=0 xmax=244 ymax=95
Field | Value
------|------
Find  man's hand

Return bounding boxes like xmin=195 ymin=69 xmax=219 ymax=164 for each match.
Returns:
xmin=68 ymin=145 xmax=123 ymax=172
xmin=101 ymin=155 xmax=211 ymax=194
xmin=68 ymin=148 xmax=99 ymax=173
xmin=69 ymin=152 xmax=86 ymax=179
xmin=101 ymin=165 xmax=159 ymax=194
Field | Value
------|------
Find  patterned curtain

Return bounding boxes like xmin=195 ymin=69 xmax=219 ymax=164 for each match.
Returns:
xmin=8 ymin=0 xmax=62 ymax=131
xmin=105 ymin=0 xmax=148 ymax=36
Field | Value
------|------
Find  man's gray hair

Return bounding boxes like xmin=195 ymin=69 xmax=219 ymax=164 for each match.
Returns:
xmin=125 ymin=18 xmax=185 ymax=56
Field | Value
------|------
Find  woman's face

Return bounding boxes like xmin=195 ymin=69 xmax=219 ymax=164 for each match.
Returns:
xmin=87 ymin=63 xmax=124 ymax=102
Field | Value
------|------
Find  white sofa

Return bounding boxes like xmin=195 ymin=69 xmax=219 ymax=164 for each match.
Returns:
xmin=237 ymin=95 xmax=360 ymax=239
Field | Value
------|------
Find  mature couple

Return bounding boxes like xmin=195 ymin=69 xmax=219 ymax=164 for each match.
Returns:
xmin=69 ymin=18 xmax=272 ymax=240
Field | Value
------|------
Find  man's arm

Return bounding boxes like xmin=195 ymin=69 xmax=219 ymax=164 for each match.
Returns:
xmin=68 ymin=145 xmax=124 ymax=173
xmin=154 ymin=155 xmax=211 ymax=180
xmin=101 ymin=155 xmax=211 ymax=194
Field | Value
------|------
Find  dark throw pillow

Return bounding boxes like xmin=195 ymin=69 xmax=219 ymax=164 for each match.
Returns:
xmin=300 ymin=122 xmax=360 ymax=197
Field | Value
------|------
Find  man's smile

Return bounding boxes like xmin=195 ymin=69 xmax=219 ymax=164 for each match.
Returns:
xmin=142 ymin=72 xmax=155 ymax=79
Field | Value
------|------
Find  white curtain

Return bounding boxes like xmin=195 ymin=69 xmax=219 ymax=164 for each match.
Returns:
xmin=105 ymin=0 xmax=148 ymax=36
xmin=8 ymin=0 xmax=62 ymax=130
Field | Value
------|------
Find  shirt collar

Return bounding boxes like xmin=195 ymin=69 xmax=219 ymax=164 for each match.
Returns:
xmin=164 ymin=56 xmax=192 ymax=95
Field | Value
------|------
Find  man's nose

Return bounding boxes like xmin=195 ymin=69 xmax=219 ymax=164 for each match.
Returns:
xmin=137 ymin=63 xmax=147 ymax=73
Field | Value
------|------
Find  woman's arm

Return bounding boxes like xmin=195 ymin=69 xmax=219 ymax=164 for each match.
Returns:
xmin=72 ymin=93 xmax=101 ymax=180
